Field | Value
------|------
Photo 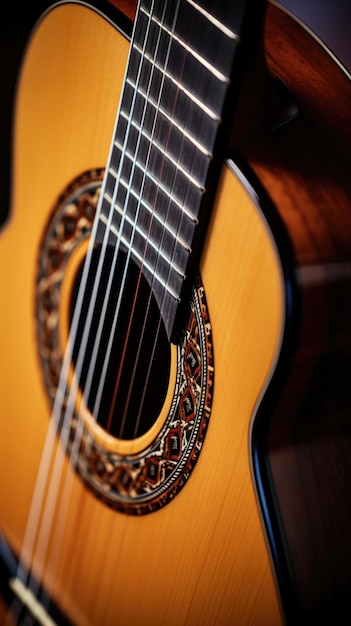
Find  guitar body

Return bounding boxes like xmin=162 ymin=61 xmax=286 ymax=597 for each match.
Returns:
xmin=0 ymin=1 xmax=350 ymax=625
xmin=0 ymin=3 xmax=283 ymax=624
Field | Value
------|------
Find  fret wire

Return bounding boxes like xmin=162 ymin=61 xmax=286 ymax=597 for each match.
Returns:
xmin=124 ymin=80 xmax=212 ymax=183
xmin=131 ymin=44 xmax=220 ymax=122
xmin=25 ymin=7 xmax=172 ymax=589
xmin=185 ymin=0 xmax=239 ymax=40
xmin=97 ymin=0 xmax=157 ymax=254
xmin=108 ymin=173 xmax=196 ymax=257
xmin=124 ymin=76 xmax=216 ymax=160
xmin=122 ymin=86 xmax=214 ymax=155
xmin=119 ymin=110 xmax=208 ymax=190
xmin=139 ymin=6 xmax=230 ymax=83
xmin=99 ymin=213 xmax=182 ymax=303
xmin=111 ymin=178 xmax=196 ymax=256
xmin=119 ymin=0 xmax=192 ymax=313
xmin=101 ymin=0 xmax=239 ymax=333
xmin=80 ymin=0 xmax=187 ymax=376
xmin=109 ymin=0 xmax=194 ymax=326
xmin=108 ymin=167 xmax=192 ymax=252
xmin=100 ymin=2 xmax=177 ymax=303
xmin=113 ymin=139 xmax=200 ymax=222
xmin=118 ymin=112 xmax=210 ymax=185
xmin=88 ymin=3 xmax=185 ymax=437
xmin=103 ymin=190 xmax=186 ymax=278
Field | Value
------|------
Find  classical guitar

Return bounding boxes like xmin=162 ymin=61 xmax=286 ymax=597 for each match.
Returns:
xmin=1 ymin=0 xmax=351 ymax=624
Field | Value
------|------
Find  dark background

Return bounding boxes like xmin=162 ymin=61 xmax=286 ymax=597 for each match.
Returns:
xmin=277 ymin=0 xmax=351 ymax=72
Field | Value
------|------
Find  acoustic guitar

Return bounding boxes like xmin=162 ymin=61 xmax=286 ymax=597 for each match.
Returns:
xmin=0 ymin=0 xmax=350 ymax=624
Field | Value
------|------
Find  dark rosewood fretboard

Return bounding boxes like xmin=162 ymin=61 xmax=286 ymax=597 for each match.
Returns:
xmin=95 ymin=0 xmax=263 ymax=338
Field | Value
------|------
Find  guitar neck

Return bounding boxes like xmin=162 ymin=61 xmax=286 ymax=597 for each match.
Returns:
xmin=95 ymin=0 xmax=267 ymax=339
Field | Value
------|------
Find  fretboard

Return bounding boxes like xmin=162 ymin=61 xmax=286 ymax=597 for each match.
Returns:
xmin=95 ymin=0 xmax=265 ymax=339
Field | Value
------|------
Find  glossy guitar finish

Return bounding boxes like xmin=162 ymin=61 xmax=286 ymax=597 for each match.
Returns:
xmin=249 ymin=8 xmax=351 ymax=622
xmin=0 ymin=1 xmax=350 ymax=624
xmin=0 ymin=3 xmax=283 ymax=624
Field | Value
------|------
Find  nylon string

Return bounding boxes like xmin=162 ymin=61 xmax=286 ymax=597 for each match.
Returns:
xmin=8 ymin=1 xmax=186 ymax=622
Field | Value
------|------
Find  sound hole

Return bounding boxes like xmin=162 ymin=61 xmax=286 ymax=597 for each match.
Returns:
xmin=70 ymin=246 xmax=171 ymax=440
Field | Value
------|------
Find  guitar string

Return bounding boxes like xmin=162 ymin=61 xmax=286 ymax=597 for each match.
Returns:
xmin=94 ymin=2 xmax=222 ymax=614
xmin=100 ymin=0 xmax=197 ymax=441
xmin=91 ymin=0 xmax=233 ymax=459
xmin=14 ymin=0 xmax=184 ymax=619
xmin=80 ymin=0 xmax=180 ymax=454
xmin=37 ymin=0 xmax=168 ymax=608
xmin=127 ymin=11 xmax=198 ymax=441
xmin=99 ymin=0 xmax=214 ymax=442
xmin=64 ymin=0 xmax=181 ymax=500
xmin=124 ymin=0 xmax=238 ymax=437
xmin=9 ymin=0 xmax=162 ymax=616
xmin=74 ymin=0 xmax=185 ymax=460
xmin=104 ymin=7 xmax=190 ymax=441
xmin=72 ymin=2 xmax=200 ymax=617
xmin=59 ymin=1 xmax=187 ymax=621
xmin=7 ymin=1 xmax=239 ymax=620
xmin=10 ymin=0 xmax=221 ymax=619
xmin=90 ymin=8 xmax=194 ymax=618
xmin=74 ymin=0 xmax=179 ymax=444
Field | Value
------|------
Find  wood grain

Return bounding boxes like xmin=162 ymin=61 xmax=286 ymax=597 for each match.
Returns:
xmin=242 ymin=4 xmax=351 ymax=623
